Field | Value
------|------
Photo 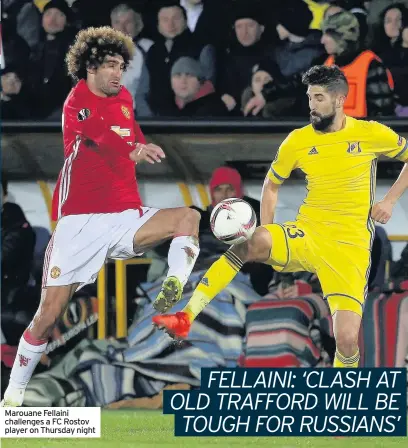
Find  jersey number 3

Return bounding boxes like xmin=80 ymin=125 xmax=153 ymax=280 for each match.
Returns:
xmin=285 ymin=224 xmax=305 ymax=239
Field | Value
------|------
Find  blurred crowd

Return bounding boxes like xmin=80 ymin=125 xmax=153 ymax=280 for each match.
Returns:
xmin=3 ymin=0 xmax=408 ymax=120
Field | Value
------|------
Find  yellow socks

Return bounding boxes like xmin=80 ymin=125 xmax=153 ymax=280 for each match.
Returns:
xmin=183 ymin=251 xmax=243 ymax=322
xmin=334 ymin=348 xmax=360 ymax=368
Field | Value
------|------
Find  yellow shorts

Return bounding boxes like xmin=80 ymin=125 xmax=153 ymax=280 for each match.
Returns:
xmin=263 ymin=221 xmax=371 ymax=317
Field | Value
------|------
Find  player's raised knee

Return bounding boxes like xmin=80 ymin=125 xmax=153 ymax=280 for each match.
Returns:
xmin=234 ymin=227 xmax=272 ymax=263
xmin=184 ymin=207 xmax=201 ymax=224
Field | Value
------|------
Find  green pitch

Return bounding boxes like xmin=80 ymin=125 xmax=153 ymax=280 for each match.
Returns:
xmin=1 ymin=410 xmax=407 ymax=447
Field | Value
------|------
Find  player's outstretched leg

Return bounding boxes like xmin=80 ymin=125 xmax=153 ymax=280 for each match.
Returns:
xmin=1 ymin=285 xmax=78 ymax=407
xmin=152 ymin=227 xmax=272 ymax=339
xmin=332 ymin=310 xmax=361 ymax=367
xmin=133 ymin=207 xmax=201 ymax=313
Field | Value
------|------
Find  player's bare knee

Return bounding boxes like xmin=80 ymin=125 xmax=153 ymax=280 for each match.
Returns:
xmin=336 ymin=330 xmax=359 ymax=355
xmin=184 ymin=207 xmax=201 ymax=225
xmin=231 ymin=227 xmax=271 ymax=263
xmin=173 ymin=207 xmax=200 ymax=237
xmin=247 ymin=227 xmax=272 ymax=263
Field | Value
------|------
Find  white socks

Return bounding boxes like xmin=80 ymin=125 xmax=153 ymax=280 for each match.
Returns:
xmin=4 ymin=330 xmax=48 ymax=404
xmin=167 ymin=235 xmax=200 ymax=285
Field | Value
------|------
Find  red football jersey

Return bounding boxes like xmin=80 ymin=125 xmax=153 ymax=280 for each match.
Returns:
xmin=51 ymin=80 xmax=145 ymax=221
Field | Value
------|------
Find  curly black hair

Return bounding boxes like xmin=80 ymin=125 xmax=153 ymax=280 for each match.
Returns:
xmin=302 ymin=65 xmax=349 ymax=95
xmin=65 ymin=26 xmax=135 ymax=82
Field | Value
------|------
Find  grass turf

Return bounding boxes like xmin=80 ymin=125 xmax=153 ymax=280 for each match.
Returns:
xmin=1 ymin=410 xmax=407 ymax=447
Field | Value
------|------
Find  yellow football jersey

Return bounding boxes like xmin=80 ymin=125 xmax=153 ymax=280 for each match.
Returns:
xmin=268 ymin=117 xmax=408 ymax=249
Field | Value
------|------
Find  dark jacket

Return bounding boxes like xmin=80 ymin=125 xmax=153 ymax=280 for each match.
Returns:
xmin=28 ymin=27 xmax=76 ymax=118
xmin=219 ymin=37 xmax=272 ymax=103
xmin=2 ymin=202 xmax=36 ymax=291
xmin=166 ymin=86 xmax=230 ymax=117
xmin=274 ymin=31 xmax=324 ymax=78
xmin=137 ymin=29 xmax=215 ymax=116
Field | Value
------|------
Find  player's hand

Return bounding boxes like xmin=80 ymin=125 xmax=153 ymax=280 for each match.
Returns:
xmin=243 ymin=94 xmax=266 ymax=116
xmin=371 ymin=200 xmax=394 ymax=224
xmin=129 ymin=143 xmax=165 ymax=164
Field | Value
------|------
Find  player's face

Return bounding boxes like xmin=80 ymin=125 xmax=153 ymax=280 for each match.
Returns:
xmin=94 ymin=55 xmax=125 ymax=96
xmin=307 ymin=86 xmax=338 ymax=131
xmin=212 ymin=184 xmax=237 ymax=205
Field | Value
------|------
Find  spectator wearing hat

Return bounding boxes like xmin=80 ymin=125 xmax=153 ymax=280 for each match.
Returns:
xmin=322 ymin=10 xmax=395 ymax=117
xmin=110 ymin=3 xmax=154 ymax=100
xmin=135 ymin=1 xmax=216 ymax=117
xmin=218 ymin=3 xmax=274 ymax=113
xmin=241 ymin=59 xmax=298 ymax=117
xmin=274 ymin=0 xmax=325 ymax=78
xmin=165 ymin=56 xmax=229 ymax=116
xmin=28 ymin=0 xmax=76 ymax=119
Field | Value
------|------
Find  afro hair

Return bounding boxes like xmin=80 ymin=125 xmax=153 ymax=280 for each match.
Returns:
xmin=65 ymin=26 xmax=135 ymax=82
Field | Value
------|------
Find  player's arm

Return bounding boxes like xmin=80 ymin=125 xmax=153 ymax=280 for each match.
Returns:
xmin=64 ymin=102 xmax=136 ymax=158
xmin=260 ymin=177 xmax=280 ymax=225
xmin=370 ymin=122 xmax=408 ymax=223
xmin=261 ymin=136 xmax=297 ymax=225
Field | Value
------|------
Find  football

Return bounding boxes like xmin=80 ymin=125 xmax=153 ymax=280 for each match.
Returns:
xmin=210 ymin=198 xmax=257 ymax=245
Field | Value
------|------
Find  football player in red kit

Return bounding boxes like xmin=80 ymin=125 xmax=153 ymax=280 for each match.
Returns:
xmin=1 ymin=27 xmax=201 ymax=407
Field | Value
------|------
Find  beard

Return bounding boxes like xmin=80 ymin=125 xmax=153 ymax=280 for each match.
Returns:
xmin=310 ymin=111 xmax=336 ymax=131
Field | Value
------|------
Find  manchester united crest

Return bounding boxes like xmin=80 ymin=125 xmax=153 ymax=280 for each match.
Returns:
xmin=50 ymin=266 xmax=61 ymax=279
xmin=121 ymin=105 xmax=130 ymax=119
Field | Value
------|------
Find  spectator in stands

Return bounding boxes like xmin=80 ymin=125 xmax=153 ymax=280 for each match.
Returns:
xmin=324 ymin=1 xmax=369 ymax=44
xmin=1 ymin=65 xmax=34 ymax=119
xmin=110 ymin=3 xmax=153 ymax=100
xmin=371 ymin=3 xmax=407 ymax=63
xmin=218 ymin=3 xmax=272 ymax=114
xmin=28 ymin=0 xmax=76 ymax=119
xmin=370 ymin=4 xmax=408 ymax=115
xmin=395 ymin=22 xmax=408 ymax=115
xmin=241 ymin=59 xmax=298 ymax=117
xmin=165 ymin=57 xmax=229 ymax=116
xmin=1 ymin=16 xmax=31 ymax=68
xmin=180 ymin=0 xmax=229 ymax=48
xmin=135 ymin=1 xmax=215 ymax=117
xmin=391 ymin=243 xmax=408 ymax=282
xmin=322 ymin=10 xmax=395 ymax=117
xmin=2 ymin=0 xmax=42 ymax=50
xmin=274 ymin=0 xmax=324 ymax=78
xmin=1 ymin=175 xmax=36 ymax=302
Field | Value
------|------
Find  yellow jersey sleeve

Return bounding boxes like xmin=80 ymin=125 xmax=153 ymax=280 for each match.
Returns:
xmin=268 ymin=133 xmax=298 ymax=185
xmin=369 ymin=121 xmax=408 ymax=162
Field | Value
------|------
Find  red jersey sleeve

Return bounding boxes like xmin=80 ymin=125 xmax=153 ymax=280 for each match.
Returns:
xmin=134 ymin=120 xmax=146 ymax=145
xmin=64 ymin=100 xmax=135 ymax=159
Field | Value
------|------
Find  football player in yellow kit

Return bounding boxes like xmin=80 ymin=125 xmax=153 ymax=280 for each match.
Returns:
xmin=153 ymin=65 xmax=408 ymax=368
